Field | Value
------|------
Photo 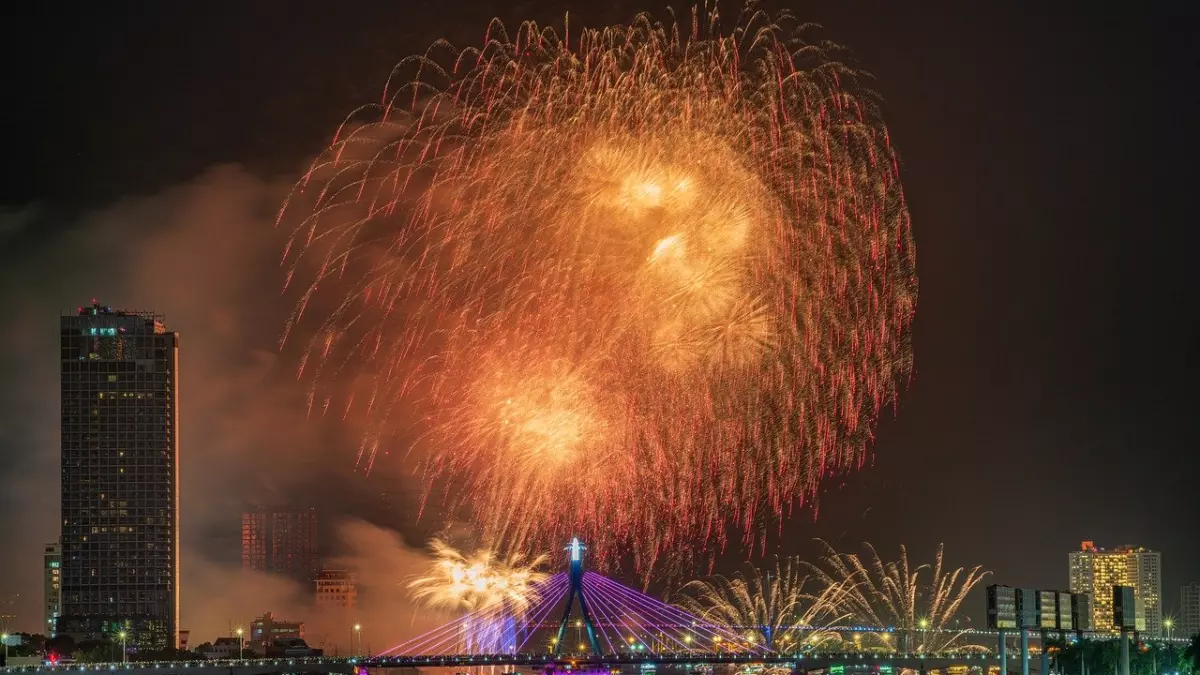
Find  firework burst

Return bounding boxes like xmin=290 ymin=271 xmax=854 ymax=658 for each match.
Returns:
xmin=280 ymin=4 xmax=916 ymax=568
xmin=674 ymin=557 xmax=854 ymax=651
xmin=807 ymin=542 xmax=990 ymax=653
xmin=408 ymin=540 xmax=549 ymax=613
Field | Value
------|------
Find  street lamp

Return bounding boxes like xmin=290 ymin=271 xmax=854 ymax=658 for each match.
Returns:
xmin=1163 ymin=618 xmax=1174 ymax=640
xmin=118 ymin=631 xmax=127 ymax=664
xmin=236 ymin=628 xmax=244 ymax=659
xmin=2 ymin=632 xmax=8 ymax=661
xmin=354 ymin=624 xmax=362 ymax=657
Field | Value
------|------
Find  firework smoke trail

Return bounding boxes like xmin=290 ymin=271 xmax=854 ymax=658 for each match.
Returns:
xmin=807 ymin=542 xmax=991 ymax=653
xmin=279 ymin=4 xmax=916 ymax=570
xmin=674 ymin=556 xmax=854 ymax=651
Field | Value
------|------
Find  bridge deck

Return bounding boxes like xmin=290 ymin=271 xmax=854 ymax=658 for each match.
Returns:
xmin=1 ymin=652 xmax=998 ymax=675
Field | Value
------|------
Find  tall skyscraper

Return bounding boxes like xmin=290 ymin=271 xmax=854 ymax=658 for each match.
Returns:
xmin=59 ymin=302 xmax=179 ymax=649
xmin=241 ymin=508 xmax=318 ymax=585
xmin=1181 ymin=582 xmax=1200 ymax=640
xmin=1068 ymin=540 xmax=1162 ymax=637
xmin=44 ymin=543 xmax=61 ymax=638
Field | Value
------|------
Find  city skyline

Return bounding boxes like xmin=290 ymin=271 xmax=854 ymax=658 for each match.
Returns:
xmin=1 ymin=0 xmax=1198 ymax=648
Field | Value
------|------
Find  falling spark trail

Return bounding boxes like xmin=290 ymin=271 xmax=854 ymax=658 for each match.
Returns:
xmin=280 ymin=4 xmax=916 ymax=571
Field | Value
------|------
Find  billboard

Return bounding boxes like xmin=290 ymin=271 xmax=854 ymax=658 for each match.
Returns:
xmin=987 ymin=585 xmax=1017 ymax=630
xmin=1056 ymin=592 xmax=1074 ymax=631
xmin=1072 ymin=593 xmax=1093 ymax=632
xmin=1016 ymin=588 xmax=1038 ymax=629
xmin=1113 ymin=586 xmax=1138 ymax=631
xmin=1036 ymin=590 xmax=1058 ymax=629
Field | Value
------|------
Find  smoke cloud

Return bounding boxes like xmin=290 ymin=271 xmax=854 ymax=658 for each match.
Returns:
xmin=183 ymin=520 xmax=446 ymax=654
xmin=0 ymin=165 xmax=440 ymax=646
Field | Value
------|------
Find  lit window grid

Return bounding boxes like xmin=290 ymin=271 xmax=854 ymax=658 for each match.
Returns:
xmin=1068 ymin=546 xmax=1164 ymax=637
xmin=59 ymin=309 xmax=178 ymax=649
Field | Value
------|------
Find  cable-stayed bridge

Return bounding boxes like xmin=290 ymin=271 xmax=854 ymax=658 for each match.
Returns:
xmin=0 ymin=538 xmax=1003 ymax=675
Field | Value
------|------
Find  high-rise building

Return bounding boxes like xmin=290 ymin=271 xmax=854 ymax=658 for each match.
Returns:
xmin=1181 ymin=582 xmax=1200 ymax=640
xmin=241 ymin=508 xmax=318 ymax=585
xmin=59 ymin=302 xmax=179 ymax=649
xmin=44 ymin=543 xmax=61 ymax=637
xmin=1068 ymin=541 xmax=1162 ymax=637
xmin=314 ymin=569 xmax=357 ymax=611
xmin=242 ymin=510 xmax=268 ymax=573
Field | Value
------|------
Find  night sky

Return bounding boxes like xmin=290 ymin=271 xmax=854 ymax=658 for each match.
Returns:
xmin=2 ymin=0 xmax=1197 ymax=636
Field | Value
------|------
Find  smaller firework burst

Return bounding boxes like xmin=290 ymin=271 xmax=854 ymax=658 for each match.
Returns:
xmin=408 ymin=540 xmax=549 ymax=613
xmin=807 ymin=542 xmax=991 ymax=654
xmin=675 ymin=556 xmax=854 ymax=652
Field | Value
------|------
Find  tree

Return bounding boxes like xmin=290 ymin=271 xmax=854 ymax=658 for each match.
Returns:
xmin=72 ymin=639 xmax=111 ymax=663
xmin=1183 ymin=632 xmax=1200 ymax=674
xmin=45 ymin=634 xmax=75 ymax=660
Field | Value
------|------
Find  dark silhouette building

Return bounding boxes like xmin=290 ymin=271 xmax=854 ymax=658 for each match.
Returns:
xmin=242 ymin=508 xmax=318 ymax=586
xmin=58 ymin=301 xmax=179 ymax=649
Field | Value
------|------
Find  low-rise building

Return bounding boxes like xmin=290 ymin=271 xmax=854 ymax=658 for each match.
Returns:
xmin=198 ymin=637 xmax=242 ymax=660
xmin=249 ymin=612 xmax=304 ymax=655
xmin=315 ymin=569 xmax=357 ymax=611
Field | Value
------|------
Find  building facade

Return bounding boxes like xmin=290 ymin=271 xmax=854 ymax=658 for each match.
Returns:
xmin=241 ymin=508 xmax=318 ymax=586
xmin=44 ymin=543 xmax=61 ymax=637
xmin=1181 ymin=582 xmax=1200 ymax=640
xmin=198 ymin=637 xmax=241 ymax=660
xmin=314 ymin=569 xmax=357 ymax=611
xmin=249 ymin=612 xmax=304 ymax=654
xmin=58 ymin=302 xmax=179 ymax=649
xmin=1068 ymin=541 xmax=1162 ymax=637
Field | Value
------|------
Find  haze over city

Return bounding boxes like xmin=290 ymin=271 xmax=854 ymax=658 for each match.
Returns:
xmin=1 ymin=0 xmax=1197 ymax=667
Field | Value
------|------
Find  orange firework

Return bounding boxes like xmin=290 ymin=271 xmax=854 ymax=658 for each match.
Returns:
xmin=279 ymin=4 xmax=916 ymax=571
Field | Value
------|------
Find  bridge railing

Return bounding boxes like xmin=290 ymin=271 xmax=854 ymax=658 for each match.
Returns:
xmin=1 ymin=650 xmax=1001 ymax=674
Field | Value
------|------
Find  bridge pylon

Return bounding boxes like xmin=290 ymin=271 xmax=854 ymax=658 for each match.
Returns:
xmin=553 ymin=537 xmax=603 ymax=655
